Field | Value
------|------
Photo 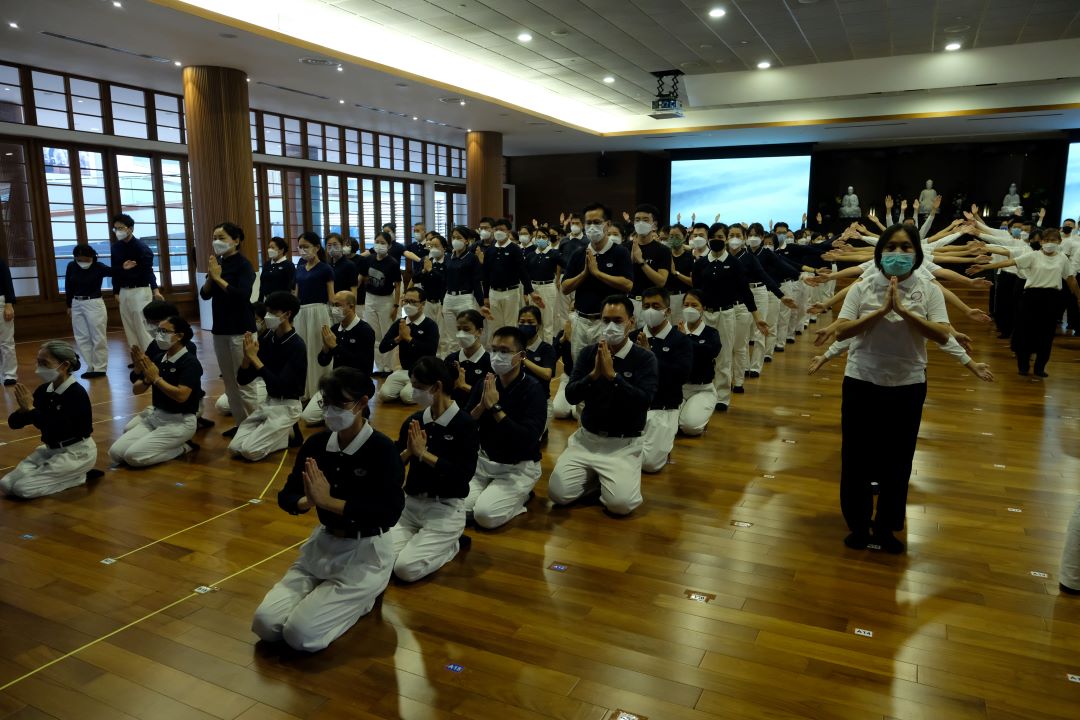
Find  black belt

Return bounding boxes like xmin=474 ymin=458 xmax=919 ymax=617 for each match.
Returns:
xmin=532 ymin=280 xmax=555 ymax=285
xmin=47 ymin=436 xmax=89 ymax=450
xmin=325 ymin=525 xmax=389 ymax=539
xmin=120 ymin=284 xmax=150 ymax=290
xmin=445 ymin=290 xmax=471 ymax=296
xmin=72 ymin=295 xmax=101 ymax=300
xmin=705 ymin=303 xmax=737 ymax=312
xmin=748 ymin=282 xmax=764 ymax=288
xmin=668 ymin=290 xmax=684 ymax=295
xmin=491 ymin=285 xmax=521 ymax=292
xmin=576 ymin=311 xmax=601 ymax=319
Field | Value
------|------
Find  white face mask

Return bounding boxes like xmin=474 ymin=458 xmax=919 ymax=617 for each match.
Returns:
xmin=299 ymin=247 xmax=313 ymax=259
xmin=1020 ymin=231 xmax=1030 ymax=242
xmin=429 ymin=248 xmax=444 ymax=259
xmin=490 ymin=351 xmax=516 ymax=376
xmin=518 ymin=233 xmax=531 ymax=243
xmin=412 ymin=387 xmax=434 ymax=409
xmin=36 ymin=366 xmax=60 ymax=384
xmin=267 ymin=247 xmax=280 ymax=260
xmin=796 ymin=238 xmax=810 ymax=246
xmin=478 ymin=229 xmax=492 ymax=241
xmin=683 ymin=307 xmax=702 ymax=325
xmin=608 ymin=235 xmax=622 ymax=245
xmin=402 ymin=303 xmax=420 ymax=318
xmin=77 ymin=261 xmax=92 ymax=270
xmin=328 ymin=245 xmax=343 ymax=258
xmin=634 ymin=221 xmax=653 ymax=236
xmin=728 ymin=238 xmax=745 ymax=251
xmin=212 ymin=239 xmax=232 ymax=255
xmin=155 ymin=332 xmax=175 ymax=351
xmin=570 ymin=223 xmax=582 ymax=235
xmin=641 ymin=307 xmax=666 ymax=328
xmin=114 ymin=229 xmax=130 ymax=241
xmin=689 ymin=236 xmax=708 ymax=250
xmin=585 ymin=224 xmax=604 ymax=242
xmin=602 ymin=321 xmax=625 ymax=346
xmin=264 ymin=314 xmax=283 ymax=331
xmin=374 ymin=244 xmax=388 ymax=256
xmin=413 ymin=231 xmax=422 ymax=242
xmin=330 ymin=306 xmax=345 ymax=324
xmin=493 ymin=230 xmax=509 ymax=243
xmin=324 ymin=405 xmax=358 ymax=432
xmin=747 ymin=236 xmax=762 ymax=249
xmin=456 ymin=330 xmax=478 ymax=349
xmin=1042 ymin=242 xmax=1060 ymax=254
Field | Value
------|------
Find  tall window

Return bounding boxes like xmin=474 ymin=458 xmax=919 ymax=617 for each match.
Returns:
xmin=160 ymin=158 xmax=190 ymax=287
xmin=0 ymin=64 xmax=25 ymax=124
xmin=32 ymin=71 xmax=69 ymax=130
xmin=111 ymin=85 xmax=148 ymax=139
xmin=344 ymin=129 xmax=359 ymax=166
xmin=361 ymin=178 xmax=375 ymax=246
xmin=265 ymin=168 xmax=285 ymax=240
xmin=361 ymin=132 xmax=375 ymax=167
xmin=377 ymin=135 xmax=391 ymax=170
xmin=115 ymin=154 xmax=161 ymax=285
xmin=71 ymin=79 xmax=103 ymax=134
xmin=263 ymin=113 xmax=283 ymax=156
xmin=0 ymin=141 xmax=39 ymax=296
xmin=41 ymin=146 xmax=109 ymax=293
xmin=409 ymin=182 xmax=424 ymax=231
xmin=284 ymin=117 xmax=303 ymax=158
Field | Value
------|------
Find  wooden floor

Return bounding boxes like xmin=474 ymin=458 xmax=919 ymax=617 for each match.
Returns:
xmin=2 ymin=295 xmax=1079 ymax=720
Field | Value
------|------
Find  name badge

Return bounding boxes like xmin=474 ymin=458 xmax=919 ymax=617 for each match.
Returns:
xmin=349 ymin=338 xmax=356 ymax=344
xmin=443 ymin=434 xmax=454 ymax=441
xmin=417 ymin=329 xmax=424 ymax=334
xmin=662 ymin=346 xmax=670 ymax=352
xmin=623 ymin=371 xmax=633 ymax=378
xmin=605 ymin=262 xmax=613 ymax=268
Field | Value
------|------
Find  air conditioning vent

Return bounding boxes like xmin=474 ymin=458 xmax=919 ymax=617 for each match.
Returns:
xmin=299 ymin=56 xmax=339 ymax=67
xmin=40 ymin=31 xmax=171 ymax=63
xmin=255 ymin=81 xmax=331 ymax=101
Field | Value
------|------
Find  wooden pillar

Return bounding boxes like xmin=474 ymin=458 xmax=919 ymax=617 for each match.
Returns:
xmin=182 ymin=66 xmax=257 ymax=272
xmin=466 ymin=131 xmax=503 ymax=226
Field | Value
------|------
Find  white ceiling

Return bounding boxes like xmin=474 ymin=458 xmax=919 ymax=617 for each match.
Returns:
xmin=0 ymin=0 xmax=1078 ymax=155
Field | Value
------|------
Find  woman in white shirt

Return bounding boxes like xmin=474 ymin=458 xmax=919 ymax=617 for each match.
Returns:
xmin=834 ymin=225 xmax=952 ymax=554
xmin=967 ymin=228 xmax=1080 ymax=377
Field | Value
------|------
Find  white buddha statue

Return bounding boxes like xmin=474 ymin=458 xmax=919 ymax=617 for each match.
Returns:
xmin=839 ymin=186 xmax=860 ymax=219
xmin=1000 ymin=183 xmax=1022 ymax=215
xmin=917 ymin=180 xmax=937 ymax=216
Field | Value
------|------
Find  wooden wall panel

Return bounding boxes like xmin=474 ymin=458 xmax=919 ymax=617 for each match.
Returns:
xmin=466 ymin=131 xmax=504 ymax=225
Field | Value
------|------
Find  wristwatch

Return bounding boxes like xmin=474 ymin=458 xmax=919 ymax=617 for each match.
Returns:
xmin=491 ymin=403 xmax=504 ymax=414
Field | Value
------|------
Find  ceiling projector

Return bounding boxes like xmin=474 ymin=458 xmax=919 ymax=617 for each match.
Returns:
xmin=649 ymin=70 xmax=685 ymax=120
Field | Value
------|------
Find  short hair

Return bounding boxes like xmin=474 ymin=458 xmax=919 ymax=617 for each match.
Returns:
xmin=479 ymin=216 xmax=495 ymax=226
xmin=642 ymin=286 xmax=670 ymax=306
xmin=774 ymin=221 xmax=790 ymax=232
xmin=264 ymin=290 xmax=301 ymax=321
xmin=708 ymin=222 xmax=726 ymax=238
xmin=601 ymin=294 xmax=634 ymax=318
xmin=583 ymin=202 xmax=610 ymax=220
xmin=111 ymin=213 xmax=135 ymax=228
xmin=374 ymin=231 xmax=393 ymax=245
xmin=690 ymin=222 xmax=710 ymax=234
xmin=747 ymin=222 xmax=765 ymax=235
xmin=1040 ymin=228 xmax=1061 ymax=243
xmin=403 ymin=286 xmax=426 ymax=302
xmin=452 ymin=226 xmax=478 ymax=242
xmin=456 ymin=309 xmax=484 ymax=330
xmin=73 ymin=244 xmax=97 ymax=260
xmin=428 ymin=233 xmax=447 ymax=249
xmin=41 ymin=340 xmax=81 ymax=372
xmin=320 ymin=367 xmax=375 ymax=407
xmin=214 ymin=221 xmax=244 ymax=242
xmin=334 ymin=291 xmax=357 ymax=308
xmin=382 ymin=222 xmax=397 ymax=232
xmin=634 ymin=203 xmax=660 ymax=222
xmin=163 ymin=315 xmax=194 ymax=344
xmin=1064 ymin=218 xmax=1076 ymax=225
xmin=268 ymin=236 xmax=289 ymax=254
xmin=325 ymin=232 xmax=343 ymax=244
xmin=668 ymin=223 xmax=687 ymax=235
xmin=409 ymin=356 xmax=455 ymax=393
xmin=727 ymin=224 xmax=746 ymax=235
xmin=492 ymin=325 xmax=526 ymax=351
xmin=873 ymin=224 xmax=924 ymax=272
xmin=142 ymin=299 xmax=178 ymax=322
xmin=517 ymin=305 xmax=542 ymax=324
xmin=683 ymin=288 xmax=705 ymax=307
xmin=252 ymin=301 xmax=266 ymax=318
xmin=492 ymin=218 xmax=511 ymax=230
xmin=344 ymin=236 xmax=360 ymax=253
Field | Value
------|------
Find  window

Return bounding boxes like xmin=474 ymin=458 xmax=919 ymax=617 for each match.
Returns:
xmin=111 ymin=85 xmax=148 ymax=138
xmin=392 ymin=136 xmax=405 ymax=171
xmin=307 ymin=122 xmax=323 ymax=162
xmin=326 ymin=174 xmax=342 ymax=235
xmin=70 ymin=78 xmax=102 ymax=134
xmin=362 ymin=178 xmax=375 ymax=246
xmin=115 ymin=154 xmax=161 ymax=285
xmin=377 ymin=134 xmax=391 ymax=170
xmin=284 ymin=117 xmax=303 ymax=158
xmin=0 ymin=142 xmax=39 ymax=296
xmin=161 ymin=158 xmax=191 ymax=287
xmin=42 ymin=146 xmax=109 ymax=293
xmin=409 ymin=182 xmax=424 ymax=231
xmin=263 ymin=113 xmax=283 ymax=156
xmin=425 ymin=142 xmax=437 ymax=175
xmin=285 ymin=170 xmax=304 ymax=240
xmin=437 ymin=145 xmax=448 ymax=176
xmin=33 ymin=71 xmax=68 ymax=130
xmin=346 ymin=177 xmax=361 ymax=241
xmin=325 ymin=124 xmax=341 ymax=164
xmin=408 ymin=140 xmax=423 ymax=174
xmin=361 ymin=132 xmax=375 ymax=168
xmin=0 ymin=64 xmax=24 ymax=124
xmin=265 ymin=167 xmax=285 ymax=240
xmin=156 ymin=94 xmax=184 ymax=144
xmin=249 ymin=110 xmax=259 ymax=153
xmin=309 ymin=173 xmax=324 ymax=232
xmin=344 ymin=129 xmax=359 ymax=166
xmin=451 ymin=147 xmax=465 ymax=178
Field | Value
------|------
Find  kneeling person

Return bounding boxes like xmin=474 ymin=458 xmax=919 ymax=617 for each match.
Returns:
xmin=110 ymin=317 xmax=202 ymax=467
xmin=548 ymin=296 xmax=658 ymax=515
xmin=390 ymin=357 xmax=479 ymax=581
xmin=301 ymin=291 xmax=375 ymax=425
xmin=464 ymin=326 xmax=549 ymax=528
xmin=252 ymin=368 xmax=404 ymax=652
xmin=678 ymin=289 xmax=722 ymax=436
xmin=635 ymin=287 xmax=691 ymax=472
xmin=378 ymin=287 xmax=439 ymax=404
xmin=230 ymin=291 xmax=306 ymax=461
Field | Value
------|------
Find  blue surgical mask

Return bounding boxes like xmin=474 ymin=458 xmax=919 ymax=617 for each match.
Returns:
xmin=880 ymin=252 xmax=915 ymax=277
xmin=535 ymin=238 xmax=550 ymax=250
xmin=1011 ymin=227 xmax=1022 ymax=238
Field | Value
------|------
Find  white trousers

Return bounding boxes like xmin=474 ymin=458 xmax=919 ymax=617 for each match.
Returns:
xmin=0 ymin=302 xmax=16 ymax=381
xmin=71 ymin=297 xmax=108 ymax=372
xmin=213 ymin=334 xmax=261 ymax=424
xmin=465 ymin=452 xmax=541 ymax=529
xmin=109 ymin=408 xmax=196 ymax=467
xmin=555 ymin=286 xmax=572 ymax=330
xmin=215 ymin=377 xmax=267 ymax=417
xmin=118 ymin=286 xmax=153 ymax=351
xmin=1060 ymin=499 xmax=1080 ymax=591
xmin=0 ymin=437 xmax=96 ymax=499
xmin=252 ymin=526 xmax=394 ymax=652
xmin=731 ymin=303 xmax=753 ymax=388
xmin=378 ymin=369 xmax=416 ymax=404
xmin=365 ymin=294 xmax=397 ymax=373
xmin=778 ymin=280 xmax=799 ymax=348
xmin=424 ymin=300 xmax=447 ymax=357
xmin=679 ymin=383 xmax=717 ymax=436
xmin=569 ymin=314 xmax=602 ymax=369
xmin=548 ymin=428 xmax=643 ymax=516
xmin=301 ymin=390 xmax=325 ymax=425
xmin=642 ymin=408 xmax=679 ymax=473
xmin=294 ymin=303 xmax=333 ymax=400
xmin=390 ymin=495 xmax=465 ymax=582
xmin=794 ymin=273 xmax=812 ymax=332
xmin=705 ymin=308 xmax=736 ymax=407
xmin=489 ymin=286 xmax=522 ymax=332
xmin=751 ymin=290 xmax=778 ymax=373
xmin=229 ymin=398 xmax=301 ymax=461
xmin=531 ymin=282 xmax=557 ymax=344
xmin=552 ymin=374 xmax=578 ymax=420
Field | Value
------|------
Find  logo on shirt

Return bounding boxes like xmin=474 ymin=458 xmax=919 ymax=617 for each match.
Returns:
xmin=443 ymin=434 xmax=454 ymax=441
xmin=605 ymin=262 xmax=614 ymax=269
xmin=353 ymin=468 xmax=367 ymax=477
xmin=623 ymin=371 xmax=633 ymax=378
xmin=661 ymin=346 xmax=670 ymax=352
xmin=910 ymin=290 xmax=923 ymax=302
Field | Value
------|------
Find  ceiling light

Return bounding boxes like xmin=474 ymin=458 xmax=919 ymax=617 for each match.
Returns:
xmin=245 ymin=78 xmax=250 ymax=82
xmin=173 ymin=60 xmax=182 ymax=67
xmin=467 ymin=128 xmax=472 ymax=132
xmin=459 ymin=100 xmax=466 ymax=106
xmin=603 ymin=76 xmax=615 ymax=83
xmin=945 ymin=42 xmax=962 ymax=51
xmin=112 ymin=1 xmax=122 ymax=6
xmin=412 ymin=116 xmax=418 ymax=120
xmin=7 ymin=22 xmax=18 ymax=29
xmin=517 ymin=32 xmax=532 ymax=42
xmin=757 ymin=61 xmax=771 ymax=69
xmin=336 ymin=65 xmax=343 ymax=72
xmin=338 ymin=99 xmax=345 ymax=104
xmin=708 ymin=8 xmax=726 ymax=18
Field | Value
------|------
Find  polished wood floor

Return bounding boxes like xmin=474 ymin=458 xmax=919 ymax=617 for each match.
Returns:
xmin=2 ymin=295 xmax=1079 ymax=720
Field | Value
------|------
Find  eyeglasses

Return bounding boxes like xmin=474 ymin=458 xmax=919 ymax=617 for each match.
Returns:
xmin=402 ymin=300 xmax=422 ymax=306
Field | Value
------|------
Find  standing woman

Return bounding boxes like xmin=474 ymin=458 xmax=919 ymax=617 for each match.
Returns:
xmin=361 ymin=231 xmax=403 ymax=374
xmin=200 ymin=222 xmax=257 ymax=433
xmin=442 ymin=226 xmax=485 ymax=356
xmin=1 ymin=341 xmax=97 ymax=498
xmin=65 ymin=244 xmax=111 ymax=378
xmin=834 ymin=224 xmax=952 ymax=553
xmin=666 ymin=225 xmax=696 ymax=324
xmin=294 ymin=232 xmax=336 ymax=399
xmin=258 ymin=237 xmax=295 ymax=302
xmin=412 ymin=234 xmax=448 ymax=355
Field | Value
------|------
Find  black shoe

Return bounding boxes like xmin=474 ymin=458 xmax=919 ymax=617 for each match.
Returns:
xmin=747 ymin=371 xmax=760 ymax=378
xmin=1018 ymin=369 xmax=1030 ymax=376
xmin=3 ymin=379 xmax=15 ymax=386
xmin=775 ymin=347 xmax=785 ymax=353
xmin=1060 ymin=583 xmax=1080 ymax=595
xmin=289 ymin=423 xmax=303 ymax=448
xmin=82 ymin=371 xmax=105 ymax=379
xmin=732 ymin=386 xmax=745 ymax=394
xmin=795 ymin=330 xmax=802 ymax=336
xmin=458 ymin=534 xmax=472 ymax=551
xmin=127 ymin=363 xmax=135 ymax=369
xmin=1034 ymin=370 xmax=1049 ymax=378
xmin=844 ymin=531 xmax=870 ymax=550
xmin=222 ymin=426 xmax=239 ymax=438
xmin=524 ymin=490 xmax=535 ymax=506
xmin=86 ymin=468 xmax=105 ymax=481
xmin=714 ymin=403 xmax=728 ymax=413
xmin=196 ymin=416 xmax=215 ymax=430
xmin=786 ymin=338 xmax=795 ymax=345
xmin=764 ymin=357 xmax=773 ymax=363
xmin=872 ymin=530 xmax=905 ymax=554
xmin=183 ymin=441 xmax=200 ymax=454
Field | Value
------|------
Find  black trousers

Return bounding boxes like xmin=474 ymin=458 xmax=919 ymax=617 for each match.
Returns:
xmin=993 ymin=272 xmax=1021 ymax=337
xmin=1011 ymin=287 xmax=1061 ymax=373
xmin=840 ymin=376 xmax=927 ymax=535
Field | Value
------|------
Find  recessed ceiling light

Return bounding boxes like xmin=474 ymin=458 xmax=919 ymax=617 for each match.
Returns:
xmin=336 ymin=65 xmax=343 ymax=72
xmin=757 ymin=61 xmax=772 ymax=69
xmin=7 ymin=22 xmax=18 ymax=29
xmin=459 ymin=100 xmax=466 ymax=106
xmin=945 ymin=42 xmax=962 ymax=51
xmin=467 ymin=128 xmax=472 ymax=132
xmin=603 ymin=76 xmax=615 ymax=83
xmin=412 ymin=116 xmax=418 ymax=120
xmin=173 ymin=60 xmax=182 ymax=67
xmin=338 ymin=99 xmax=345 ymax=104
xmin=708 ymin=8 xmax=726 ymax=18
xmin=550 ymin=29 xmax=568 ymax=37
xmin=112 ymin=0 xmax=122 ymax=7
xmin=517 ymin=32 xmax=532 ymax=42
xmin=245 ymin=78 xmax=250 ymax=82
